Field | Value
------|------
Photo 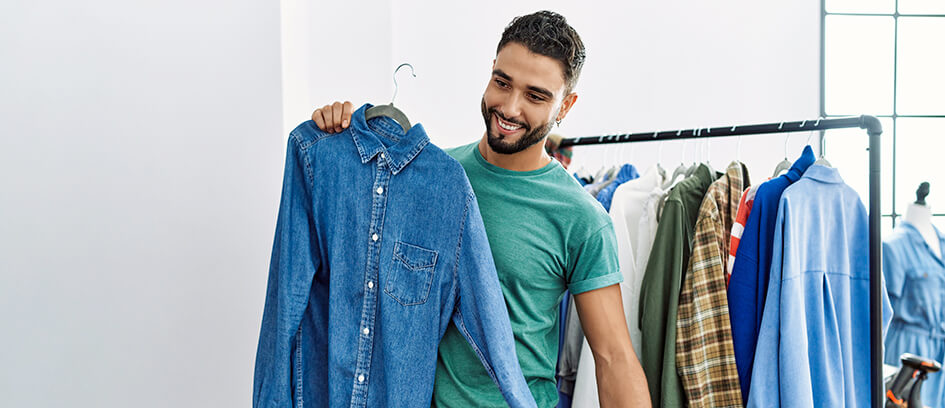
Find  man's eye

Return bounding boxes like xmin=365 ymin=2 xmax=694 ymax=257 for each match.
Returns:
xmin=528 ymin=93 xmax=544 ymax=101
xmin=495 ymin=79 xmax=509 ymax=88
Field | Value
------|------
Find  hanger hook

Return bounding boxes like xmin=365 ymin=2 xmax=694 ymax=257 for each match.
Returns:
xmin=391 ymin=63 xmax=416 ymax=104
xmin=783 ymin=132 xmax=791 ymax=159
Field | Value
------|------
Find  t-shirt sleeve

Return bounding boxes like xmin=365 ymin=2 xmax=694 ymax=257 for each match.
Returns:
xmin=566 ymin=221 xmax=624 ymax=294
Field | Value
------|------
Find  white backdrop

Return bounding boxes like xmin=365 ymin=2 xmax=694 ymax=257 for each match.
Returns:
xmin=1 ymin=1 xmax=821 ymax=407
xmin=0 ymin=0 xmax=283 ymax=407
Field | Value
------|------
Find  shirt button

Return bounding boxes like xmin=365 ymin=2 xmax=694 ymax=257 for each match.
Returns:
xmin=362 ymin=327 xmax=369 ymax=335
xmin=376 ymin=187 xmax=384 ymax=194
xmin=358 ymin=375 xmax=365 ymax=383
xmin=367 ymin=281 xmax=374 ymax=289
xmin=372 ymin=233 xmax=378 ymax=242
xmin=380 ymin=153 xmax=385 ymax=159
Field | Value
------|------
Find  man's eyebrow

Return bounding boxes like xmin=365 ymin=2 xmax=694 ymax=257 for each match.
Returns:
xmin=527 ymin=86 xmax=554 ymax=99
xmin=492 ymin=69 xmax=554 ymax=99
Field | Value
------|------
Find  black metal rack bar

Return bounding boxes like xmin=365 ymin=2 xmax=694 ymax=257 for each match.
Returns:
xmin=560 ymin=114 xmax=885 ymax=407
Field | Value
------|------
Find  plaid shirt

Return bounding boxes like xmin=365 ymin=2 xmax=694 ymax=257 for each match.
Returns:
xmin=675 ymin=162 xmax=747 ymax=407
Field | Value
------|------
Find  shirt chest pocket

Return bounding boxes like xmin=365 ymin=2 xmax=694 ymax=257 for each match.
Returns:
xmin=902 ymin=267 xmax=945 ymax=318
xmin=385 ymin=241 xmax=438 ymax=306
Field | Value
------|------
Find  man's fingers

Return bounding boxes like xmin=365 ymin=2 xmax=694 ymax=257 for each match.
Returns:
xmin=331 ymin=102 xmax=344 ymax=133
xmin=312 ymin=108 xmax=327 ymax=132
xmin=321 ymin=105 xmax=335 ymax=133
xmin=341 ymin=101 xmax=353 ymax=129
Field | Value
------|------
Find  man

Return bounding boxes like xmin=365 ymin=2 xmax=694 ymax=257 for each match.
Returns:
xmin=311 ymin=11 xmax=650 ymax=407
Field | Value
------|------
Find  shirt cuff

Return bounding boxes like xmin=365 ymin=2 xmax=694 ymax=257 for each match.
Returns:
xmin=568 ymin=273 xmax=624 ymax=295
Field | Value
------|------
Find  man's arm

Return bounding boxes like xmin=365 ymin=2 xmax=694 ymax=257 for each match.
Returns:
xmin=574 ymin=284 xmax=651 ymax=408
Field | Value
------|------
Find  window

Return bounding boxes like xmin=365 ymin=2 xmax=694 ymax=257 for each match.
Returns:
xmin=822 ymin=1 xmax=945 ymax=232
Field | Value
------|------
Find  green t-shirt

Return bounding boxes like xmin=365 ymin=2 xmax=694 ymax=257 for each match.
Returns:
xmin=433 ymin=142 xmax=623 ymax=407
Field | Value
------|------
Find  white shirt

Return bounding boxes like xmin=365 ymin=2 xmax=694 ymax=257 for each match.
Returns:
xmin=571 ymin=165 xmax=666 ymax=407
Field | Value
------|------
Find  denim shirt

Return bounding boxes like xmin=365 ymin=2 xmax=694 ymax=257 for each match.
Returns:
xmin=253 ymin=104 xmax=536 ymax=408
xmin=746 ymin=165 xmax=892 ymax=407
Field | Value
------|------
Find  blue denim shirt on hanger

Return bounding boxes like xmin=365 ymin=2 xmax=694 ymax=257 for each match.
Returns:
xmin=253 ymin=104 xmax=536 ymax=408
xmin=746 ymin=165 xmax=893 ymax=407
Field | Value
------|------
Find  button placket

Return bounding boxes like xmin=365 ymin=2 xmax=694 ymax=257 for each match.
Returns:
xmin=350 ymin=155 xmax=391 ymax=406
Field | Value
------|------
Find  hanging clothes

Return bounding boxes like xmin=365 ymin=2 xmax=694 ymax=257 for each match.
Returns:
xmin=746 ymin=165 xmax=893 ymax=407
xmin=726 ymin=183 xmax=760 ymax=286
xmin=584 ymin=167 xmax=618 ymax=198
xmin=883 ymin=222 xmax=945 ymax=408
xmin=595 ymin=163 xmax=640 ymax=212
xmin=638 ymin=164 xmax=717 ymax=407
xmin=675 ymin=161 xmax=748 ymax=407
xmin=727 ymin=145 xmax=815 ymax=402
xmin=570 ymin=165 xmax=667 ymax=407
xmin=545 ymin=133 xmax=574 ymax=169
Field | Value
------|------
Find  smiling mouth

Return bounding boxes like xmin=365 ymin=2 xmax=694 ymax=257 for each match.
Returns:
xmin=494 ymin=113 xmax=524 ymax=134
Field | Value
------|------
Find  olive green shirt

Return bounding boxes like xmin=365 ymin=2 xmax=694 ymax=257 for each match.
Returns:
xmin=638 ymin=164 xmax=716 ymax=407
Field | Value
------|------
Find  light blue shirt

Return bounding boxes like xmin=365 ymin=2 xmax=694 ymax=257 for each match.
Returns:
xmin=883 ymin=222 xmax=945 ymax=408
xmin=747 ymin=165 xmax=892 ymax=408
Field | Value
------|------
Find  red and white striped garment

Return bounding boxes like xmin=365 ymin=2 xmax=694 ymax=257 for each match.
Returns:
xmin=726 ymin=183 xmax=762 ymax=287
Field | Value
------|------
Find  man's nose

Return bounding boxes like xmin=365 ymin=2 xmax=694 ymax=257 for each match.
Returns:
xmin=498 ymin=92 xmax=524 ymax=121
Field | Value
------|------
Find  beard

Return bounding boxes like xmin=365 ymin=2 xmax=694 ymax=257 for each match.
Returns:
xmin=481 ymin=97 xmax=554 ymax=155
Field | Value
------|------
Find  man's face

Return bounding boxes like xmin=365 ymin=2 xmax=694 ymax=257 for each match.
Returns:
xmin=481 ymin=42 xmax=570 ymax=155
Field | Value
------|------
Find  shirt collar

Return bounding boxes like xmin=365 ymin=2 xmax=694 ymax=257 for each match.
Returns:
xmin=349 ymin=103 xmax=429 ymax=175
xmin=801 ymin=164 xmax=844 ymax=184
xmin=900 ymin=221 xmax=945 ymax=248
xmin=785 ymin=144 xmax=816 ymax=183
xmin=615 ymin=163 xmax=640 ymax=184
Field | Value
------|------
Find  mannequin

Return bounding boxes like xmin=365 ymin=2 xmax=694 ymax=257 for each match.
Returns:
xmin=903 ymin=182 xmax=941 ymax=259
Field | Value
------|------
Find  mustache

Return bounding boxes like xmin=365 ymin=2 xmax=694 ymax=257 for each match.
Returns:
xmin=489 ymin=108 xmax=529 ymax=130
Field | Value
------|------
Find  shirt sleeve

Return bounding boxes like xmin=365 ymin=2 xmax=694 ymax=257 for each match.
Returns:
xmin=746 ymin=197 xmax=791 ymax=407
xmin=451 ymin=192 xmax=537 ymax=408
xmin=566 ymin=222 xmax=624 ymax=294
xmin=882 ymin=240 xmax=906 ymax=299
xmin=254 ymin=134 xmax=320 ymax=408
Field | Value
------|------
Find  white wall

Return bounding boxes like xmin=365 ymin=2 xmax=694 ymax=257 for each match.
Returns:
xmin=0 ymin=1 xmax=283 ymax=407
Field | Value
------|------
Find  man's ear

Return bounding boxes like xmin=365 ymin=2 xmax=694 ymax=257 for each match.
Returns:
xmin=556 ymin=93 xmax=579 ymax=122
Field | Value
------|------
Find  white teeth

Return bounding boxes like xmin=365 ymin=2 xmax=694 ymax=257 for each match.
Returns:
xmin=496 ymin=116 xmax=522 ymax=131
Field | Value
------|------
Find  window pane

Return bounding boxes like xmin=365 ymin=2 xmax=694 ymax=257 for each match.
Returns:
xmin=824 ymin=117 xmax=894 ymax=214
xmin=825 ymin=16 xmax=895 ymax=116
xmin=895 ymin=119 xmax=945 ymax=216
xmin=897 ymin=18 xmax=945 ymax=115
xmin=899 ymin=0 xmax=945 ymax=14
xmin=827 ymin=0 xmax=895 ymax=14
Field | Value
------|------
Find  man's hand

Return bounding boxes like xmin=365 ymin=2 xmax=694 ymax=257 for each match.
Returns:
xmin=311 ymin=101 xmax=354 ymax=133
xmin=574 ymin=284 xmax=652 ymax=407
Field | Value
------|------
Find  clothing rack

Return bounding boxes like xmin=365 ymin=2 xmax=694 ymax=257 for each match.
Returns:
xmin=560 ymin=114 xmax=885 ymax=408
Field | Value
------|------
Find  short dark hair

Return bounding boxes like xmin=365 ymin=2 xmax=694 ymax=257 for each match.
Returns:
xmin=497 ymin=11 xmax=586 ymax=95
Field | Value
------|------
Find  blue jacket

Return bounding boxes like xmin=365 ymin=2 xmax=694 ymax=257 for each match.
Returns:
xmin=253 ymin=104 xmax=536 ymax=408
xmin=595 ymin=163 xmax=639 ymax=211
xmin=746 ymin=165 xmax=892 ymax=407
xmin=728 ymin=145 xmax=814 ymax=401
